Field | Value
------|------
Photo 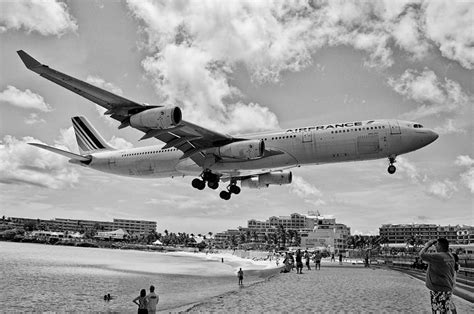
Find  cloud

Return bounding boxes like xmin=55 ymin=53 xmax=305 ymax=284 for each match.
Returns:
xmin=141 ymin=44 xmax=279 ymax=133
xmin=426 ymin=179 xmax=458 ymax=200
xmin=0 ymin=85 xmax=52 ymax=111
xmin=125 ymin=0 xmax=473 ymax=134
xmin=396 ymin=156 xmax=427 ymax=184
xmin=0 ymin=0 xmax=78 ymax=36
xmin=455 ymin=155 xmax=474 ymax=193
xmin=289 ymin=175 xmax=325 ymax=207
xmin=433 ymin=119 xmax=466 ymax=135
xmin=0 ymin=135 xmax=80 ymax=189
xmin=109 ymin=136 xmax=134 ymax=150
xmin=24 ymin=113 xmax=46 ymax=125
xmin=424 ymin=0 xmax=474 ymax=69
xmin=388 ymin=69 xmax=470 ymax=119
xmin=85 ymin=76 xmax=123 ymax=95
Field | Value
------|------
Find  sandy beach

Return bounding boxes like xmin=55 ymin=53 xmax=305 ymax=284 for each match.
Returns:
xmin=184 ymin=262 xmax=473 ymax=313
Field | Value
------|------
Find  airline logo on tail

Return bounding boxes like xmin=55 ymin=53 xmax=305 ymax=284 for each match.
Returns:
xmin=71 ymin=116 xmax=112 ymax=153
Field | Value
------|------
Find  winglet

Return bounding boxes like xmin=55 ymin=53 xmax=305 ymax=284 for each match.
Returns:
xmin=17 ymin=50 xmax=43 ymax=69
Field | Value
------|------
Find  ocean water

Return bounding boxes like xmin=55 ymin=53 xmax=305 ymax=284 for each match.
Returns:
xmin=0 ymin=242 xmax=277 ymax=312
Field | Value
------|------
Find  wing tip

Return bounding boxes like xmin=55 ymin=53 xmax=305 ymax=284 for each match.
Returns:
xmin=17 ymin=50 xmax=42 ymax=69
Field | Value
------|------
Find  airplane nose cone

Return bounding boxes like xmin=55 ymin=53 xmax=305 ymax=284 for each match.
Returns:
xmin=427 ymin=130 xmax=439 ymax=144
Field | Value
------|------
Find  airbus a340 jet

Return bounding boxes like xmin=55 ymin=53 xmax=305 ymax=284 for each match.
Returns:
xmin=18 ymin=50 xmax=438 ymax=200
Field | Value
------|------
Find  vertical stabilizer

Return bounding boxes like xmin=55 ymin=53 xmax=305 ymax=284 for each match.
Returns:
xmin=71 ymin=116 xmax=113 ymax=154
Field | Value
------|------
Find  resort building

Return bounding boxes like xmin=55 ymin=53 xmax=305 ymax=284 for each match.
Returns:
xmin=214 ymin=211 xmax=350 ymax=251
xmin=379 ymin=224 xmax=474 ymax=244
xmin=7 ymin=216 xmax=157 ymax=235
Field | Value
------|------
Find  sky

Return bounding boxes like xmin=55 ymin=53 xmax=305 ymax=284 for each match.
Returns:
xmin=0 ymin=0 xmax=472 ymax=235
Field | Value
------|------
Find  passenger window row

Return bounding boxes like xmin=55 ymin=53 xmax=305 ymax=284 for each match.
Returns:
xmin=331 ymin=126 xmax=385 ymax=134
xmin=122 ymin=148 xmax=178 ymax=157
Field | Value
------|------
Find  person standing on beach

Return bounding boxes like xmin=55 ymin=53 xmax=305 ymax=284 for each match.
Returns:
xmin=295 ymin=249 xmax=303 ymax=274
xmin=304 ymin=250 xmax=311 ymax=270
xmin=314 ymin=251 xmax=321 ymax=270
xmin=238 ymin=268 xmax=244 ymax=285
xmin=132 ymin=289 xmax=149 ymax=314
xmin=146 ymin=285 xmax=159 ymax=314
xmin=419 ymin=238 xmax=455 ymax=314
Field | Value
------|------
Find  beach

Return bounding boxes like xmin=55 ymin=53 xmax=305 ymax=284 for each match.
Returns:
xmin=185 ymin=262 xmax=473 ymax=313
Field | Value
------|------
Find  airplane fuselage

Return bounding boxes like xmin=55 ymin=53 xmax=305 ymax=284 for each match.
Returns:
xmin=82 ymin=119 xmax=438 ymax=179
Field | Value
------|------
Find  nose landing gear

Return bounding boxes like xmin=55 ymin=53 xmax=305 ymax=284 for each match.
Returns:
xmin=387 ymin=156 xmax=396 ymax=174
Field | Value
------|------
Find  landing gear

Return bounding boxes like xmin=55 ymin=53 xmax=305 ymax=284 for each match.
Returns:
xmin=192 ymin=178 xmax=205 ymax=190
xmin=219 ymin=190 xmax=231 ymax=200
xmin=192 ymin=170 xmax=221 ymax=191
xmin=219 ymin=180 xmax=241 ymax=200
xmin=387 ymin=156 xmax=396 ymax=174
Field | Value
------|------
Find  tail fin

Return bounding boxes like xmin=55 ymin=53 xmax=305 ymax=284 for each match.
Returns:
xmin=71 ymin=116 xmax=113 ymax=154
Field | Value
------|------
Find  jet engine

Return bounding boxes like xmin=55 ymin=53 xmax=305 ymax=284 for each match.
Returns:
xmin=241 ymin=171 xmax=292 ymax=189
xmin=217 ymin=140 xmax=264 ymax=160
xmin=129 ymin=107 xmax=182 ymax=129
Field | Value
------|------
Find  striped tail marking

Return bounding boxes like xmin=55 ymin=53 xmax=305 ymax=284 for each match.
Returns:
xmin=71 ymin=116 xmax=110 ymax=153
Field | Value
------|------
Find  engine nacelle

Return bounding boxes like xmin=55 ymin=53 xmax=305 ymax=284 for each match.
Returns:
xmin=129 ymin=107 xmax=182 ymax=129
xmin=217 ymin=140 xmax=264 ymax=160
xmin=241 ymin=171 xmax=292 ymax=189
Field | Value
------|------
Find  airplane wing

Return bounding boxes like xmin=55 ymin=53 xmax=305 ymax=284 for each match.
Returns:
xmin=18 ymin=50 xmax=236 ymax=165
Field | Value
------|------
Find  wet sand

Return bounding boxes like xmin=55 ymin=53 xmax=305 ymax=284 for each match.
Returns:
xmin=183 ymin=262 xmax=473 ymax=313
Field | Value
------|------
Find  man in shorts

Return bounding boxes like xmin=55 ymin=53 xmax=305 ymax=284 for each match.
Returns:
xmin=419 ymin=238 xmax=455 ymax=313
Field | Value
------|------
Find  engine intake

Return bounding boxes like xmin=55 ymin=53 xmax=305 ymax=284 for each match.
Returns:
xmin=241 ymin=171 xmax=292 ymax=189
xmin=217 ymin=139 xmax=264 ymax=160
xmin=130 ymin=107 xmax=182 ymax=129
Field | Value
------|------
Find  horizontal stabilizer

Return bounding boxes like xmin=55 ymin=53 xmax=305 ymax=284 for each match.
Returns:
xmin=28 ymin=143 xmax=91 ymax=162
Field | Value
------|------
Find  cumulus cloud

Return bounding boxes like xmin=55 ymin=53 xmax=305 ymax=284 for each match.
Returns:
xmin=433 ymin=119 xmax=466 ymax=135
xmin=396 ymin=156 xmax=427 ymax=184
xmin=388 ymin=69 xmax=470 ymax=119
xmin=426 ymin=179 xmax=458 ymax=200
xmin=109 ymin=136 xmax=134 ymax=150
xmin=0 ymin=135 xmax=79 ymax=189
xmin=85 ymin=76 xmax=123 ymax=95
xmin=125 ymin=0 xmax=472 ymax=133
xmin=24 ymin=113 xmax=46 ymax=125
xmin=0 ymin=0 xmax=78 ymax=36
xmin=0 ymin=85 xmax=52 ymax=111
xmin=289 ymin=175 xmax=325 ymax=206
xmin=424 ymin=0 xmax=474 ymax=69
xmin=455 ymin=155 xmax=474 ymax=193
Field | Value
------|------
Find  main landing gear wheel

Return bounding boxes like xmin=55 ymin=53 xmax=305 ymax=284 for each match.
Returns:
xmin=387 ymin=156 xmax=397 ymax=174
xmin=229 ymin=185 xmax=241 ymax=195
xmin=207 ymin=181 xmax=219 ymax=190
xmin=192 ymin=178 xmax=205 ymax=190
xmin=219 ymin=190 xmax=231 ymax=200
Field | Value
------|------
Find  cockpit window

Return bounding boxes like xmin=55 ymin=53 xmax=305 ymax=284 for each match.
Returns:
xmin=413 ymin=124 xmax=424 ymax=128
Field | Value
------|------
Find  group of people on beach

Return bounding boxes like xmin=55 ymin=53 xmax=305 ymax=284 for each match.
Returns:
xmin=280 ymin=249 xmax=324 ymax=273
xmin=132 ymin=285 xmax=159 ymax=314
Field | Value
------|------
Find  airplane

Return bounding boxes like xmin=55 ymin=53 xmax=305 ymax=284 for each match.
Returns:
xmin=17 ymin=50 xmax=439 ymax=200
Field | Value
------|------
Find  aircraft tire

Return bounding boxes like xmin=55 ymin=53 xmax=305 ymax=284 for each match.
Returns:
xmin=192 ymin=178 xmax=206 ymax=190
xmin=229 ymin=185 xmax=241 ymax=194
xmin=219 ymin=191 xmax=231 ymax=200
xmin=388 ymin=165 xmax=396 ymax=174
xmin=208 ymin=181 xmax=219 ymax=190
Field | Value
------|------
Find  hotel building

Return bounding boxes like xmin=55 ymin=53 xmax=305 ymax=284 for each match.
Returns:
xmin=379 ymin=224 xmax=474 ymax=244
xmin=8 ymin=216 xmax=157 ymax=235
xmin=215 ymin=211 xmax=350 ymax=251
